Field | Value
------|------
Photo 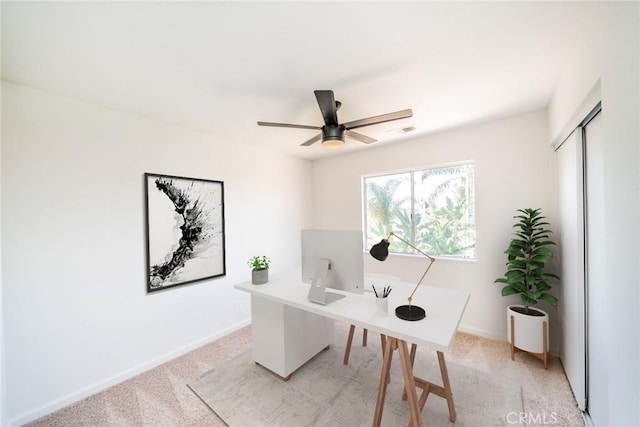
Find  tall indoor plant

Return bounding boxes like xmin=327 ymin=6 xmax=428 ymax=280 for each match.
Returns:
xmin=495 ymin=208 xmax=559 ymax=368
xmin=495 ymin=208 xmax=559 ymax=311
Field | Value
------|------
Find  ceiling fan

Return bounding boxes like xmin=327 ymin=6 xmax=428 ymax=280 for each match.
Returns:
xmin=257 ymin=90 xmax=413 ymax=148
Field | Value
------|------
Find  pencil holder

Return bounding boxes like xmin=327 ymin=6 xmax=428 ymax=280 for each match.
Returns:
xmin=376 ymin=297 xmax=388 ymax=314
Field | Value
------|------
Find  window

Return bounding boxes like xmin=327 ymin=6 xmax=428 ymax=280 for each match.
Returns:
xmin=363 ymin=163 xmax=476 ymax=259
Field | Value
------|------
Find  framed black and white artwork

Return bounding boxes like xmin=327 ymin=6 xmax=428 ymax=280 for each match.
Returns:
xmin=144 ymin=173 xmax=226 ymax=292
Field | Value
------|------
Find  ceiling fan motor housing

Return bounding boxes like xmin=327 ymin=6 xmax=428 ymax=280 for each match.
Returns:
xmin=322 ymin=125 xmax=346 ymax=148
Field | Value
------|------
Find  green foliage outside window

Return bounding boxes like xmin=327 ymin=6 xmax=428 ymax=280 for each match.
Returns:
xmin=364 ymin=163 xmax=476 ymax=259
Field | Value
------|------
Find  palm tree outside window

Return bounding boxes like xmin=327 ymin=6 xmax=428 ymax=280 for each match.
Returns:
xmin=363 ymin=162 xmax=476 ymax=259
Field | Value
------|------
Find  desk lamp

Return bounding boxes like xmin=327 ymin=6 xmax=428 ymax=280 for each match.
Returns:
xmin=369 ymin=232 xmax=435 ymax=321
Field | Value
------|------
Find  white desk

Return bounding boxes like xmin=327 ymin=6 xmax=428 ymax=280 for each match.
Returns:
xmin=234 ymin=268 xmax=469 ymax=427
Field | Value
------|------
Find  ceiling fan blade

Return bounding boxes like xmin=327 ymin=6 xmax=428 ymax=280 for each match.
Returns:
xmin=314 ymin=90 xmax=339 ymax=126
xmin=346 ymin=130 xmax=377 ymax=144
xmin=300 ymin=133 xmax=323 ymax=146
xmin=257 ymin=121 xmax=321 ymax=130
xmin=343 ymin=109 xmax=413 ymax=130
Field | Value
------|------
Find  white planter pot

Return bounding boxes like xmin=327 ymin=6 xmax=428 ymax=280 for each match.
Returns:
xmin=507 ymin=305 xmax=549 ymax=355
xmin=252 ymin=269 xmax=268 ymax=285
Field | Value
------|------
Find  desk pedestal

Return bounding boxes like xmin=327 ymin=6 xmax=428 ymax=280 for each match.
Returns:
xmin=251 ymin=295 xmax=334 ymax=379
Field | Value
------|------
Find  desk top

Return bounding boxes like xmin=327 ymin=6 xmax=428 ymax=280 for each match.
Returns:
xmin=235 ymin=269 xmax=469 ymax=353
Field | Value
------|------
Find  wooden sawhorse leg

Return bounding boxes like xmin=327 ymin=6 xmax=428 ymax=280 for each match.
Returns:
xmin=373 ymin=337 xmax=423 ymax=427
xmin=344 ymin=325 xmax=371 ymax=365
xmin=344 ymin=324 xmax=356 ymax=365
xmin=373 ymin=337 xmax=457 ymax=427
xmin=409 ymin=351 xmax=457 ymax=423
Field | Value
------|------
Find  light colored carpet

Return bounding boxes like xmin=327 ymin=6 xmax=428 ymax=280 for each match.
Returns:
xmin=27 ymin=323 xmax=584 ymax=427
xmin=189 ymin=328 xmax=522 ymax=427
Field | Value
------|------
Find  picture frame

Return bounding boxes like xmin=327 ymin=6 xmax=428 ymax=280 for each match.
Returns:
xmin=144 ymin=173 xmax=226 ymax=292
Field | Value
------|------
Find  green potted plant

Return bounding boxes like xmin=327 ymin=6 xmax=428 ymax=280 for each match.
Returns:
xmin=248 ymin=255 xmax=270 ymax=285
xmin=495 ymin=208 xmax=559 ymax=368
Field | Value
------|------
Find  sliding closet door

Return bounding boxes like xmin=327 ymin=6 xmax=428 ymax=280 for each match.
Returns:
xmin=556 ymin=129 xmax=586 ymax=410
xmin=556 ymin=105 xmax=604 ymax=419
xmin=584 ymin=111 xmax=608 ymax=424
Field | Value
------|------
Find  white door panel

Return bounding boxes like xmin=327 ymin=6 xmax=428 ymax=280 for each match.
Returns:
xmin=585 ymin=111 xmax=608 ymax=425
xmin=556 ymin=129 xmax=586 ymax=411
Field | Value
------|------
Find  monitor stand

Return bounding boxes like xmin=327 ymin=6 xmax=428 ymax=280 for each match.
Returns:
xmin=307 ymin=258 xmax=346 ymax=305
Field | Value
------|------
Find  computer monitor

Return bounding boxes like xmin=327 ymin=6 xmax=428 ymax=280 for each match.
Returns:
xmin=301 ymin=229 xmax=364 ymax=305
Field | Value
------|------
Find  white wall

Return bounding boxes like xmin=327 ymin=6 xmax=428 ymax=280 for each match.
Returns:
xmin=311 ymin=110 xmax=559 ymax=347
xmin=548 ymin=3 xmax=639 ymax=425
xmin=1 ymin=81 xmax=313 ymax=425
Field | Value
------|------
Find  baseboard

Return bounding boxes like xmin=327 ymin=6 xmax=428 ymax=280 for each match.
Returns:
xmin=9 ymin=319 xmax=251 ymax=427
xmin=457 ymin=324 xmax=506 ymax=342
xmin=457 ymin=324 xmax=560 ymax=357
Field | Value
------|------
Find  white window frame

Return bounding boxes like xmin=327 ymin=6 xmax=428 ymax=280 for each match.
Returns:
xmin=362 ymin=161 xmax=476 ymax=260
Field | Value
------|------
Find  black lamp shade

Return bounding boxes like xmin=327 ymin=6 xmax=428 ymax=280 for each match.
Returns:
xmin=369 ymin=239 xmax=390 ymax=261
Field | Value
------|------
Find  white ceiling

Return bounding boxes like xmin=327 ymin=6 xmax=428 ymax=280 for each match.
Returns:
xmin=2 ymin=1 xmax=596 ymax=160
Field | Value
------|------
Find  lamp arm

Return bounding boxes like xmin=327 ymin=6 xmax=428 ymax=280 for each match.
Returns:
xmin=408 ymin=260 xmax=434 ymax=304
xmin=387 ymin=232 xmax=435 ymax=262
xmin=387 ymin=232 xmax=436 ymax=306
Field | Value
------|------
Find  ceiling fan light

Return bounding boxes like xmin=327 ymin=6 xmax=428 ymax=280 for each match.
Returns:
xmin=322 ymin=138 xmax=345 ymax=149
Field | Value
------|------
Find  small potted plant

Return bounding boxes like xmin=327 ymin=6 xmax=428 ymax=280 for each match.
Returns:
xmin=495 ymin=208 xmax=559 ymax=368
xmin=248 ymin=255 xmax=270 ymax=285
